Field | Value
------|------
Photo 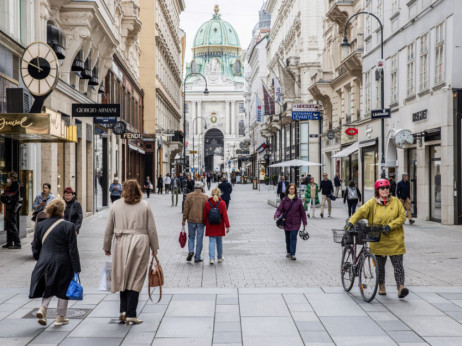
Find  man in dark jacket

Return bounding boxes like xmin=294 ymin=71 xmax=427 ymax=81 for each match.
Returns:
xmin=1 ymin=171 xmax=22 ymax=249
xmin=319 ymin=173 xmax=334 ymax=218
xmin=63 ymin=187 xmax=83 ymax=234
xmin=388 ymin=175 xmax=397 ymax=197
xmin=277 ymin=175 xmax=289 ymax=201
xmin=185 ymin=174 xmax=195 ymax=194
xmin=218 ymin=178 xmax=233 ymax=209
xmin=397 ymin=173 xmax=414 ymax=224
xmin=334 ymin=174 xmax=341 ymax=197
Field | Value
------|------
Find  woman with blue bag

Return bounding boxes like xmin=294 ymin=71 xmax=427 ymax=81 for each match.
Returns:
xmin=29 ymin=199 xmax=81 ymax=326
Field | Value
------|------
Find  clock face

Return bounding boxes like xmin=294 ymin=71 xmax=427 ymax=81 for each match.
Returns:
xmin=396 ymin=130 xmax=414 ymax=148
xmin=21 ymin=42 xmax=59 ymax=97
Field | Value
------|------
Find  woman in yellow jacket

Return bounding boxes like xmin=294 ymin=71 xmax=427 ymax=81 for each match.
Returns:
xmin=346 ymin=179 xmax=408 ymax=298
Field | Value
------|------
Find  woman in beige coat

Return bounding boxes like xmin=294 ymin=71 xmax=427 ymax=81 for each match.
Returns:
xmin=103 ymin=180 xmax=159 ymax=325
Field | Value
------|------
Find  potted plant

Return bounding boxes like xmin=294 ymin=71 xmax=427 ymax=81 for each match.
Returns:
xmin=272 ymin=174 xmax=278 ymax=185
xmin=264 ymin=176 xmax=270 ymax=185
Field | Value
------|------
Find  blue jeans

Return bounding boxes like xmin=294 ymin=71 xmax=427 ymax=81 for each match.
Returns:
xmin=188 ymin=222 xmax=205 ymax=260
xmin=285 ymin=230 xmax=298 ymax=256
xmin=209 ymin=236 xmax=223 ymax=260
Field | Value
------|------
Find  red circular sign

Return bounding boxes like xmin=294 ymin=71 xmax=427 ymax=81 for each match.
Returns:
xmin=345 ymin=128 xmax=358 ymax=136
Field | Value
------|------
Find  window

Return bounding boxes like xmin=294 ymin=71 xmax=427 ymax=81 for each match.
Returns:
xmin=239 ymin=103 xmax=244 ymax=113
xmin=407 ymin=43 xmax=415 ymax=96
xmin=233 ymin=60 xmax=242 ymax=76
xmin=409 ymin=2 xmax=417 ymax=18
xmin=377 ymin=0 xmax=383 ymax=22
xmin=184 ymin=103 xmax=189 ymax=113
xmin=364 ymin=71 xmax=371 ymax=114
xmin=391 ymin=54 xmax=398 ymax=104
xmin=391 ymin=18 xmax=399 ymax=33
xmin=185 ymin=120 xmax=189 ymax=136
xmin=392 ymin=0 xmax=399 ymax=14
xmin=419 ymin=33 xmax=429 ymax=91
xmin=435 ymin=22 xmax=444 ymax=84
xmin=190 ymin=60 xmax=197 ymax=74
xmin=238 ymin=120 xmax=245 ymax=136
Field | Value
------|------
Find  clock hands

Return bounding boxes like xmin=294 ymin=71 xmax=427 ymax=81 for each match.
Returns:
xmin=23 ymin=59 xmax=43 ymax=72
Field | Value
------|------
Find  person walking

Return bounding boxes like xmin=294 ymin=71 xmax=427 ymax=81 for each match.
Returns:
xmin=164 ymin=174 xmax=171 ymax=194
xmin=103 ymin=180 xmax=159 ymax=325
xmin=206 ymin=172 xmax=212 ymax=190
xmin=30 ymin=199 xmax=81 ymax=326
xmin=109 ymin=177 xmax=122 ymax=203
xmin=1 ymin=171 xmax=22 ymax=249
xmin=274 ymin=183 xmax=307 ymax=260
xmin=171 ymin=174 xmax=180 ymax=206
xmin=63 ymin=187 xmax=83 ymax=235
xmin=388 ymin=174 xmax=397 ymax=197
xmin=343 ymin=180 xmax=362 ymax=217
xmin=346 ymin=179 xmax=408 ymax=298
xmin=334 ymin=174 xmax=342 ymax=197
xmin=277 ymin=175 xmax=289 ymax=201
xmin=182 ymin=181 xmax=209 ymax=263
xmin=319 ymin=173 xmax=334 ymax=218
xmin=396 ymin=174 xmax=415 ymax=224
xmin=156 ymin=175 xmax=163 ymax=194
xmin=32 ymin=183 xmax=55 ymax=221
xmin=203 ymin=188 xmax=230 ymax=265
xmin=304 ymin=177 xmax=320 ymax=218
xmin=185 ymin=174 xmax=195 ymax=194
xmin=144 ymin=176 xmax=152 ymax=198
xmin=218 ymin=177 xmax=233 ymax=210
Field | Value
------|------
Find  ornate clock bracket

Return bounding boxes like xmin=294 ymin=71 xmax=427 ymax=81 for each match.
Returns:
xmin=29 ymin=92 xmax=52 ymax=113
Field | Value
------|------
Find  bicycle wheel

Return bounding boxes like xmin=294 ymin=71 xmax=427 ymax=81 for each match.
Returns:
xmin=359 ymin=252 xmax=379 ymax=302
xmin=341 ymin=245 xmax=355 ymax=292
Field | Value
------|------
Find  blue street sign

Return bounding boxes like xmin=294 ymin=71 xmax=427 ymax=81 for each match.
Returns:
xmin=94 ymin=117 xmax=118 ymax=124
xmin=228 ymin=160 xmax=231 ymax=164
xmin=292 ymin=111 xmax=322 ymax=121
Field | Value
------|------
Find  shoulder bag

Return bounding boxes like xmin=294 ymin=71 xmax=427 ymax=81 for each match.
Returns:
xmin=148 ymin=254 xmax=164 ymax=303
xmin=276 ymin=200 xmax=295 ymax=229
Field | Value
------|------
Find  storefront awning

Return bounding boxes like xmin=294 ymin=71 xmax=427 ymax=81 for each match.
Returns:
xmin=128 ymin=143 xmax=145 ymax=155
xmin=332 ymin=142 xmax=359 ymax=158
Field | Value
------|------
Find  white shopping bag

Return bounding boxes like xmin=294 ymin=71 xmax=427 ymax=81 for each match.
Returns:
xmin=99 ymin=261 xmax=112 ymax=291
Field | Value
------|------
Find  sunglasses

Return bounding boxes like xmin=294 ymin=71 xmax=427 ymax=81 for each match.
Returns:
xmin=379 ymin=186 xmax=390 ymax=190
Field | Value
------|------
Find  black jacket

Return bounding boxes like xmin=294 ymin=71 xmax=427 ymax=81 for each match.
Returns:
xmin=186 ymin=179 xmax=195 ymax=193
xmin=218 ymin=180 xmax=233 ymax=201
xmin=389 ymin=179 xmax=397 ymax=196
xmin=157 ymin=177 xmax=163 ymax=188
xmin=30 ymin=217 xmax=81 ymax=299
xmin=396 ymin=180 xmax=410 ymax=200
xmin=0 ymin=181 xmax=22 ymax=213
xmin=64 ymin=197 xmax=83 ymax=234
xmin=320 ymin=179 xmax=334 ymax=195
xmin=277 ymin=181 xmax=289 ymax=195
xmin=334 ymin=176 xmax=341 ymax=187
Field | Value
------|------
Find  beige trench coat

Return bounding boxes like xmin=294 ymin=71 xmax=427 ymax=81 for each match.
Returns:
xmin=103 ymin=199 xmax=159 ymax=293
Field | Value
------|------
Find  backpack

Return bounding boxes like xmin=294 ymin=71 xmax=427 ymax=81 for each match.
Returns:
xmin=208 ymin=200 xmax=222 ymax=225
xmin=347 ymin=187 xmax=358 ymax=200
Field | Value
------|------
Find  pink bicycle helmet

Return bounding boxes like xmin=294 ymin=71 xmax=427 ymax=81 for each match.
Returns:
xmin=374 ymin=179 xmax=390 ymax=190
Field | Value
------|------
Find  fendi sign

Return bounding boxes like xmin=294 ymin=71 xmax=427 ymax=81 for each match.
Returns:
xmin=122 ymin=132 xmax=142 ymax=139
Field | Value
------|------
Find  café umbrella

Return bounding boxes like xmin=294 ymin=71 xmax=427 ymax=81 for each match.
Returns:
xmin=268 ymin=159 xmax=324 ymax=168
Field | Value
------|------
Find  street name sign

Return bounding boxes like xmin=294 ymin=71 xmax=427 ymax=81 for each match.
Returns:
xmin=371 ymin=108 xmax=391 ymax=119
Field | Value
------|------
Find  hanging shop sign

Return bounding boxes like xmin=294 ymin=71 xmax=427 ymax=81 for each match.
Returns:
xmin=292 ymin=104 xmax=321 ymax=120
xmin=0 ymin=113 xmax=76 ymax=142
xmin=72 ymin=104 xmax=121 ymax=117
xmin=112 ymin=121 xmax=126 ymax=135
xmin=412 ymin=109 xmax=427 ymax=122
xmin=327 ymin=130 xmax=335 ymax=140
xmin=94 ymin=117 xmax=118 ymax=124
xmin=345 ymin=127 xmax=359 ymax=136
xmin=371 ymin=108 xmax=391 ymax=119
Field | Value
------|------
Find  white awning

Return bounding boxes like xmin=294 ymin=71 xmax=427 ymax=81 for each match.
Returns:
xmin=128 ymin=144 xmax=145 ymax=155
xmin=332 ymin=142 xmax=359 ymax=158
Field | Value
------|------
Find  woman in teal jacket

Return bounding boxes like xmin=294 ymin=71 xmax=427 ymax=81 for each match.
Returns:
xmin=304 ymin=177 xmax=320 ymax=218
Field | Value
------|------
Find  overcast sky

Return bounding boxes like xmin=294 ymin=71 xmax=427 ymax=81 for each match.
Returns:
xmin=180 ymin=0 xmax=264 ymax=67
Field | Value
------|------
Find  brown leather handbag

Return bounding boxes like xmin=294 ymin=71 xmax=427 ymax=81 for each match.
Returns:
xmin=148 ymin=255 xmax=164 ymax=303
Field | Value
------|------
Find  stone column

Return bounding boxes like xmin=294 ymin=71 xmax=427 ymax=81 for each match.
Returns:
xmin=225 ymin=101 xmax=230 ymax=135
xmin=231 ymin=101 xmax=236 ymax=135
xmin=197 ymin=100 xmax=201 ymax=134
xmin=191 ymin=101 xmax=196 ymax=136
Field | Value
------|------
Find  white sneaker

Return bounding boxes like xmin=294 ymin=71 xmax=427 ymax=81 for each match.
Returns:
xmin=218 ymin=258 xmax=224 ymax=263
xmin=210 ymin=259 xmax=214 ymax=265
xmin=36 ymin=306 xmax=47 ymax=326
xmin=54 ymin=315 xmax=69 ymax=326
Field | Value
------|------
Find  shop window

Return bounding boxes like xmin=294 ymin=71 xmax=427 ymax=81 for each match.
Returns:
xmin=362 ymin=146 xmax=377 ymax=201
xmin=430 ymin=145 xmax=441 ymax=221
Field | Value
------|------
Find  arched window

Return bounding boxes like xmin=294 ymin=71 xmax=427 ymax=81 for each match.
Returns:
xmin=233 ymin=60 xmax=242 ymax=76
xmin=191 ymin=60 xmax=197 ymax=74
xmin=239 ymin=120 xmax=245 ymax=136
xmin=185 ymin=120 xmax=190 ymax=136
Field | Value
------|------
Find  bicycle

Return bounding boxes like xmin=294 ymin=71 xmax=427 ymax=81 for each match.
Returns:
xmin=332 ymin=221 xmax=382 ymax=302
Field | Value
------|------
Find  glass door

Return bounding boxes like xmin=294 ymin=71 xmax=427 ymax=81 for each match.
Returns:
xmin=430 ymin=146 xmax=441 ymax=221
xmin=407 ymin=149 xmax=417 ymax=217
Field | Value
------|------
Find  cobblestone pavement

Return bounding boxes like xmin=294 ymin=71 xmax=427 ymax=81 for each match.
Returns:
xmin=1 ymin=184 xmax=462 ymax=345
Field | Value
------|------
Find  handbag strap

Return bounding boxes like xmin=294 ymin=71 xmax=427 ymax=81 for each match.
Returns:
xmin=282 ymin=200 xmax=296 ymax=219
xmin=148 ymin=255 xmax=162 ymax=303
xmin=42 ymin=219 xmax=64 ymax=244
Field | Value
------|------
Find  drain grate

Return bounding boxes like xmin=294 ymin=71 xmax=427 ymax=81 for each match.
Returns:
xmin=22 ymin=308 xmax=92 ymax=319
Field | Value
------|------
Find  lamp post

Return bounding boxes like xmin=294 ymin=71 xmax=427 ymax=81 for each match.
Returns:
xmin=341 ymin=11 xmax=385 ymax=179
xmin=192 ymin=116 xmax=207 ymax=174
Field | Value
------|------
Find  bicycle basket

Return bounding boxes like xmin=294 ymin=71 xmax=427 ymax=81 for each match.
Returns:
xmin=358 ymin=225 xmax=382 ymax=243
xmin=332 ymin=229 xmax=345 ymax=243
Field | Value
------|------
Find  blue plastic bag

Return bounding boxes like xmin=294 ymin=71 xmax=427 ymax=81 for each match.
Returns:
xmin=66 ymin=274 xmax=83 ymax=300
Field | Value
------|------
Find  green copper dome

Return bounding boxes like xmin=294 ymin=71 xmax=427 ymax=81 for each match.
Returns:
xmin=193 ymin=6 xmax=241 ymax=49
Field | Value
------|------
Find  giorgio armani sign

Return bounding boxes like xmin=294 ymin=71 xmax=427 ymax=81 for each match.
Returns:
xmin=72 ymin=104 xmax=120 ymax=117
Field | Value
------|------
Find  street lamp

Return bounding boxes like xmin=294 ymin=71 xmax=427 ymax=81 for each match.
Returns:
xmin=192 ymin=116 xmax=207 ymax=174
xmin=342 ymin=11 xmax=385 ymax=179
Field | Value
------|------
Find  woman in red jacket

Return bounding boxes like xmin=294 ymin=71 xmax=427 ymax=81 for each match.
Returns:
xmin=203 ymin=188 xmax=230 ymax=265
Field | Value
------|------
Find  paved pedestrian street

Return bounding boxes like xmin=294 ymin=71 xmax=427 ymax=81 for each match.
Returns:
xmin=1 ymin=184 xmax=462 ymax=345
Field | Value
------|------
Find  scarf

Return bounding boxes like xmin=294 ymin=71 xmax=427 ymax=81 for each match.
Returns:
xmin=288 ymin=194 xmax=296 ymax=200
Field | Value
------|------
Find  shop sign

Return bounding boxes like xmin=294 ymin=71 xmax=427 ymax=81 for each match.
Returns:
xmin=72 ymin=104 xmax=121 ymax=117
xmin=292 ymin=104 xmax=321 ymax=120
xmin=95 ymin=117 xmax=118 ymax=124
xmin=327 ymin=130 xmax=335 ymax=140
xmin=412 ymin=109 xmax=427 ymax=122
xmin=309 ymin=134 xmax=319 ymax=138
xmin=371 ymin=108 xmax=391 ymax=119
xmin=112 ymin=121 xmax=126 ymax=135
xmin=345 ymin=127 xmax=358 ymax=136
xmin=122 ymin=132 xmax=142 ymax=139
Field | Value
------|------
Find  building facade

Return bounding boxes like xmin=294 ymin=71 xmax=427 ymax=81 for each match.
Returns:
xmin=139 ymin=0 xmax=185 ymax=182
xmin=185 ymin=6 xmax=245 ymax=175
